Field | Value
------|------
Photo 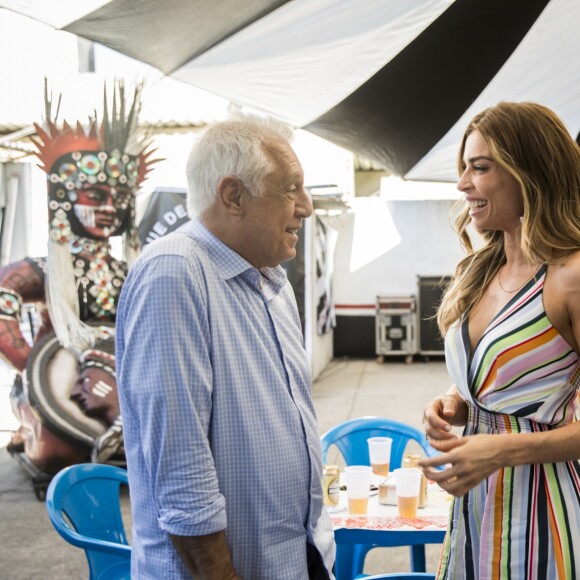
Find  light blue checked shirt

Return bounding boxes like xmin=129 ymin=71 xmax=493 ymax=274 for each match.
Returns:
xmin=116 ymin=218 xmax=335 ymax=579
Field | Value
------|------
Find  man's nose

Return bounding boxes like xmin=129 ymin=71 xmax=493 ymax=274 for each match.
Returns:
xmin=295 ymin=188 xmax=313 ymax=218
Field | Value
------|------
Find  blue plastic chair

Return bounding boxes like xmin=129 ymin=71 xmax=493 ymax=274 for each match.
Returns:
xmin=46 ymin=463 xmax=131 ymax=580
xmin=321 ymin=416 xmax=440 ymax=579
xmin=321 ymin=416 xmax=438 ymax=469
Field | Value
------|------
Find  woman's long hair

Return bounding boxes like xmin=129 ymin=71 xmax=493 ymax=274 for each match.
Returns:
xmin=438 ymin=102 xmax=580 ymax=335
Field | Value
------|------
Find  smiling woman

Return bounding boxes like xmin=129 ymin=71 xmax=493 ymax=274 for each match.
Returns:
xmin=419 ymin=101 xmax=580 ymax=579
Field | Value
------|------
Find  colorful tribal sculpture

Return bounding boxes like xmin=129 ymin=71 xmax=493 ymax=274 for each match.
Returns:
xmin=2 ymin=81 xmax=156 ymax=492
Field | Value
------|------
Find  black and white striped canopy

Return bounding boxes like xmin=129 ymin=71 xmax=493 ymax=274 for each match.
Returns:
xmin=2 ymin=0 xmax=579 ymax=181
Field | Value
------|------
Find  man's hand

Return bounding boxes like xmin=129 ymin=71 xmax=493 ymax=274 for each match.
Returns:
xmin=170 ymin=530 xmax=242 ymax=580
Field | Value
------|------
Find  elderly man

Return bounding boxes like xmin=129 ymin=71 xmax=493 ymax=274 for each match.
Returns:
xmin=116 ymin=116 xmax=335 ymax=579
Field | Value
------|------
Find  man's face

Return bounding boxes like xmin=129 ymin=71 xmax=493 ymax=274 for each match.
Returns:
xmin=72 ymin=184 xmax=132 ymax=240
xmin=236 ymin=139 xmax=313 ymax=269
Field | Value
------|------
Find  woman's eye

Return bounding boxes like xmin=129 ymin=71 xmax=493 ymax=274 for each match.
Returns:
xmin=473 ymin=165 xmax=487 ymax=172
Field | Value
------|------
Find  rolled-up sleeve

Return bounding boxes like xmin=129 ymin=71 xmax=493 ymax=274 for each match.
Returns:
xmin=118 ymin=252 xmax=226 ymax=536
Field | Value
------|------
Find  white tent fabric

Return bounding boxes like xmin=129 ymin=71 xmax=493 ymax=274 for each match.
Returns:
xmin=407 ymin=0 xmax=580 ymax=181
xmin=171 ymin=0 xmax=454 ymax=126
xmin=1 ymin=0 xmax=453 ymax=128
xmin=1 ymin=0 xmax=579 ymax=181
xmin=3 ymin=0 xmax=110 ymax=28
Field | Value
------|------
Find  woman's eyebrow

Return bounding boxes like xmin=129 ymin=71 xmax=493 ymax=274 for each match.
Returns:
xmin=466 ymin=155 xmax=494 ymax=164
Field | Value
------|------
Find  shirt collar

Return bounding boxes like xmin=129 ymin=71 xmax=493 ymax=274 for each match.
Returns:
xmin=187 ymin=218 xmax=288 ymax=291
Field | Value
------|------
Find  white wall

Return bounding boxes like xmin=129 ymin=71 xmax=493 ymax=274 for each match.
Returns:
xmin=0 ymin=163 xmax=48 ymax=264
xmin=297 ymin=134 xmax=354 ymax=380
xmin=304 ymin=218 xmax=333 ymax=380
xmin=332 ymin=198 xmax=464 ymax=304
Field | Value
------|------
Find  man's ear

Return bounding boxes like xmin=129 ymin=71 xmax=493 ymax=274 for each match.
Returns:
xmin=217 ymin=176 xmax=244 ymax=214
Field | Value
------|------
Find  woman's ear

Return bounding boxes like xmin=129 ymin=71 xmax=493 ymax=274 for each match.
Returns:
xmin=218 ymin=176 xmax=244 ymax=214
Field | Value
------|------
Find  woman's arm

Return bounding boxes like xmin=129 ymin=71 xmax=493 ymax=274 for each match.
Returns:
xmin=420 ymin=421 xmax=580 ymax=497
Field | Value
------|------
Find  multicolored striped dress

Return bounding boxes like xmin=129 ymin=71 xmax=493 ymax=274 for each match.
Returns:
xmin=439 ymin=264 xmax=580 ymax=579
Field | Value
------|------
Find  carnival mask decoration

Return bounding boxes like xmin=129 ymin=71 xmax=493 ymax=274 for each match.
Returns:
xmin=30 ymin=80 xmax=158 ymax=352
xmin=32 ymin=81 xmax=156 ymax=248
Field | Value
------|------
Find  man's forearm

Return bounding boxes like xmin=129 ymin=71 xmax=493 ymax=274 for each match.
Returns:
xmin=170 ymin=530 xmax=241 ymax=580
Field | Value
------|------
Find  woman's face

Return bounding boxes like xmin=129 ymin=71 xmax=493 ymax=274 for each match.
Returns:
xmin=457 ymin=130 xmax=524 ymax=232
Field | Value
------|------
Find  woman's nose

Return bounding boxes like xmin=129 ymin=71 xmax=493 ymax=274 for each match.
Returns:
xmin=457 ymin=169 xmax=470 ymax=193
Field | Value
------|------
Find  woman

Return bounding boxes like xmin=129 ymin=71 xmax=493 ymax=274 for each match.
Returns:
xmin=420 ymin=101 xmax=580 ymax=579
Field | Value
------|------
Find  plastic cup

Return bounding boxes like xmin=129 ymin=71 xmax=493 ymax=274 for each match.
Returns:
xmin=344 ymin=465 xmax=373 ymax=515
xmin=393 ymin=468 xmax=421 ymax=518
xmin=367 ymin=437 xmax=392 ymax=478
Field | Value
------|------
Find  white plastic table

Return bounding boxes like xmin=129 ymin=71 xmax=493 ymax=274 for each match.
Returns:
xmin=329 ymin=479 xmax=450 ymax=579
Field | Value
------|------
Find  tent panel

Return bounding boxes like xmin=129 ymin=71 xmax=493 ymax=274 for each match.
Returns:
xmin=407 ymin=0 xmax=580 ymax=181
xmin=63 ymin=0 xmax=291 ymax=74
xmin=304 ymin=0 xmax=551 ymax=177
xmin=0 ymin=0 xmax=110 ymax=29
xmin=172 ymin=0 xmax=454 ymax=126
xmin=1 ymin=0 xmax=577 ymax=182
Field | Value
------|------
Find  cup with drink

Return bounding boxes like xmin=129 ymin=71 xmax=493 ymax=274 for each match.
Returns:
xmin=344 ymin=465 xmax=373 ymax=515
xmin=393 ymin=467 xmax=422 ymax=518
xmin=367 ymin=436 xmax=392 ymax=478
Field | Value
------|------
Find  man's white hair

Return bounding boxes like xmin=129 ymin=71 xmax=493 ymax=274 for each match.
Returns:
xmin=185 ymin=113 xmax=295 ymax=217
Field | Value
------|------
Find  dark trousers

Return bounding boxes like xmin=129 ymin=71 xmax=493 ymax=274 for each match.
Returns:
xmin=307 ymin=542 xmax=332 ymax=580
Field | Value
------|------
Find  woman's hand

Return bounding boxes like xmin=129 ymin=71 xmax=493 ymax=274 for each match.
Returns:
xmin=422 ymin=387 xmax=468 ymax=449
xmin=419 ymin=433 xmax=508 ymax=496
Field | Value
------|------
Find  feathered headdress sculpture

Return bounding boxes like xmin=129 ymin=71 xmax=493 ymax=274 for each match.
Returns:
xmin=30 ymin=79 xmax=157 ymax=352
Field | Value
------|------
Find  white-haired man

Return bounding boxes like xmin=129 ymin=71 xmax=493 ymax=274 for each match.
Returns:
xmin=116 ymin=117 xmax=335 ymax=579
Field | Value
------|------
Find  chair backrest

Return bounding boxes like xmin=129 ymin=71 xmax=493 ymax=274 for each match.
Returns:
xmin=46 ymin=463 xmax=131 ymax=580
xmin=320 ymin=416 xmax=437 ymax=469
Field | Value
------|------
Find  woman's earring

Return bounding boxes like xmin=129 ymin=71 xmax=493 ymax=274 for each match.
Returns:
xmin=520 ymin=216 xmax=524 ymax=224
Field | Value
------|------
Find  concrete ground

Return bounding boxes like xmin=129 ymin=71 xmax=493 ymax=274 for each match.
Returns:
xmin=0 ymin=356 xmax=451 ymax=579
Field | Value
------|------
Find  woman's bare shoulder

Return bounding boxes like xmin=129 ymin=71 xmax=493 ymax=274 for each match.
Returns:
xmin=554 ymin=251 xmax=580 ymax=286
xmin=544 ymin=252 xmax=580 ymax=352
